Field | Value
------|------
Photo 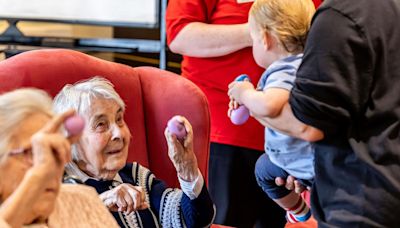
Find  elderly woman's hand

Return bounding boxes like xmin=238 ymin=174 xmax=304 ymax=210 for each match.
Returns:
xmin=100 ymin=184 xmax=149 ymax=214
xmin=0 ymin=110 xmax=77 ymax=227
xmin=164 ymin=116 xmax=199 ymax=182
xmin=28 ymin=110 xmax=76 ymax=181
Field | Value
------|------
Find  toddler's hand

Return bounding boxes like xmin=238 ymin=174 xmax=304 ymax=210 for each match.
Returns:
xmin=227 ymin=99 xmax=239 ymax=117
xmin=228 ymin=81 xmax=254 ymax=104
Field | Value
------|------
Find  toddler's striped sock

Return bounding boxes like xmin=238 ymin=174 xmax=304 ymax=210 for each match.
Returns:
xmin=285 ymin=197 xmax=311 ymax=223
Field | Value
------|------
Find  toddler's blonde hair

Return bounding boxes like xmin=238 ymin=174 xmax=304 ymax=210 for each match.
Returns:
xmin=250 ymin=0 xmax=315 ymax=53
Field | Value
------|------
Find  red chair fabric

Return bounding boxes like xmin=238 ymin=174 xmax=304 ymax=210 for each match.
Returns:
xmin=0 ymin=49 xmax=211 ymax=187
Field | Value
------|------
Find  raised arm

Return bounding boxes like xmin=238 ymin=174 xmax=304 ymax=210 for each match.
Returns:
xmin=0 ymin=171 xmax=49 ymax=227
xmin=0 ymin=111 xmax=75 ymax=227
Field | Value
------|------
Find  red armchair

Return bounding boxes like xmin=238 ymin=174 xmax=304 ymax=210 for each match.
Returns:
xmin=0 ymin=49 xmax=211 ymax=187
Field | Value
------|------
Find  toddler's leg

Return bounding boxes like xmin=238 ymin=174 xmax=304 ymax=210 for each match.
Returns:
xmin=254 ymin=154 xmax=311 ymax=223
xmin=282 ymin=191 xmax=311 ymax=223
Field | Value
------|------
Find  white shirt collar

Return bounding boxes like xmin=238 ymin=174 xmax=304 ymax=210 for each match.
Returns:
xmin=65 ymin=162 xmax=123 ymax=184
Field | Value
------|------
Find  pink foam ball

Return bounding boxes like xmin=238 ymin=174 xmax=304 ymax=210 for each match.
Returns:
xmin=167 ymin=118 xmax=187 ymax=140
xmin=230 ymin=105 xmax=250 ymax=125
xmin=64 ymin=115 xmax=85 ymax=136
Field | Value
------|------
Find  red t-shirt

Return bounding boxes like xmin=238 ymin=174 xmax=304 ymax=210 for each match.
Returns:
xmin=166 ymin=0 xmax=322 ymax=151
xmin=313 ymin=0 xmax=322 ymax=8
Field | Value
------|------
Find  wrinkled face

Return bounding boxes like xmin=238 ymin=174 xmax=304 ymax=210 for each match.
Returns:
xmin=76 ymin=98 xmax=130 ymax=180
xmin=0 ymin=113 xmax=60 ymax=224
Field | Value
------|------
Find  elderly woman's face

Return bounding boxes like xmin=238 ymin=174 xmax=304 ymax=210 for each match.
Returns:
xmin=0 ymin=113 xmax=60 ymax=223
xmin=77 ymin=98 xmax=130 ymax=180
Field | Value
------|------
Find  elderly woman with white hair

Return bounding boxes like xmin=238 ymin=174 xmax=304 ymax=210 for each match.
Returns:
xmin=54 ymin=77 xmax=215 ymax=228
xmin=0 ymin=88 xmax=118 ymax=227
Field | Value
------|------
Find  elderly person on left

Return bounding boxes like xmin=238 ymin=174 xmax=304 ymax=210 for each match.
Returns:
xmin=0 ymin=88 xmax=118 ymax=228
xmin=53 ymin=77 xmax=215 ymax=228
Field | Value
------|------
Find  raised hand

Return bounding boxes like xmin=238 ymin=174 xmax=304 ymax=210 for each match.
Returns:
xmin=164 ymin=116 xmax=199 ymax=182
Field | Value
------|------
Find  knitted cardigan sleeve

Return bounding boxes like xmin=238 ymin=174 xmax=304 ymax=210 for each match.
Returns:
xmin=134 ymin=163 xmax=215 ymax=228
xmin=48 ymin=184 xmax=119 ymax=227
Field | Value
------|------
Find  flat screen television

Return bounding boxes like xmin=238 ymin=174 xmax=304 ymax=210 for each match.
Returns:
xmin=0 ymin=0 xmax=159 ymax=28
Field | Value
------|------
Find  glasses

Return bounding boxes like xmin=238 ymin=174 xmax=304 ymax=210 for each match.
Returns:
xmin=6 ymin=146 xmax=33 ymax=165
xmin=9 ymin=147 xmax=32 ymax=156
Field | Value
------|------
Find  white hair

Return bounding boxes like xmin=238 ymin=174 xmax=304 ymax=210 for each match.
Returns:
xmin=53 ymin=77 xmax=125 ymax=161
xmin=0 ymin=88 xmax=53 ymax=161
xmin=53 ymin=77 xmax=125 ymax=115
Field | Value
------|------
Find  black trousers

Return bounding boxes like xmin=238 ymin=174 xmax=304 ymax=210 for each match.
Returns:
xmin=208 ymin=142 xmax=286 ymax=228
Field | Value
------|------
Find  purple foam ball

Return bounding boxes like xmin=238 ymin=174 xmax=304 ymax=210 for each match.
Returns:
xmin=167 ymin=118 xmax=187 ymax=139
xmin=64 ymin=115 xmax=85 ymax=136
xmin=230 ymin=105 xmax=250 ymax=125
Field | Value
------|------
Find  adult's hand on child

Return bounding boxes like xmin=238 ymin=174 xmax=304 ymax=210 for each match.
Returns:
xmin=100 ymin=184 xmax=149 ymax=214
xmin=275 ymin=176 xmax=308 ymax=194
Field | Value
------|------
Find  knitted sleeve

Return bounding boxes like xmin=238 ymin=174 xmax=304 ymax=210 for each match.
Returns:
xmin=134 ymin=163 xmax=215 ymax=228
xmin=49 ymin=184 xmax=119 ymax=227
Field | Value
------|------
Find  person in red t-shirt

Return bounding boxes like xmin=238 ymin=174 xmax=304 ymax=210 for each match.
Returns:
xmin=166 ymin=0 xmax=320 ymax=227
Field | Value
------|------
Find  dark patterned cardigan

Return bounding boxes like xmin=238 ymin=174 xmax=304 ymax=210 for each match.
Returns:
xmin=77 ymin=163 xmax=215 ymax=228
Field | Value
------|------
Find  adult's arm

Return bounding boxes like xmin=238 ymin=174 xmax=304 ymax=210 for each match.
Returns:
xmin=0 ymin=111 xmax=75 ymax=227
xmin=169 ymin=22 xmax=252 ymax=58
xmin=289 ymin=8 xmax=373 ymax=137
xmin=253 ymin=103 xmax=324 ymax=142
xmin=154 ymin=116 xmax=215 ymax=227
xmin=166 ymin=0 xmax=252 ymax=58
xmin=0 ymin=171 xmax=50 ymax=227
xmin=149 ymin=174 xmax=215 ymax=228
xmin=0 ymin=218 xmax=11 ymax=228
